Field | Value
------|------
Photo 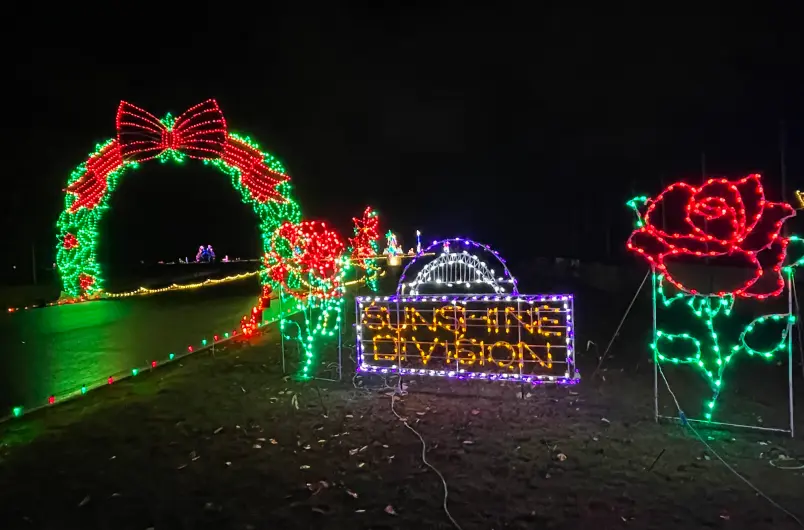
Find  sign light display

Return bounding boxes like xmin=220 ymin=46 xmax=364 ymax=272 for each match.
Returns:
xmin=356 ymin=294 xmax=578 ymax=384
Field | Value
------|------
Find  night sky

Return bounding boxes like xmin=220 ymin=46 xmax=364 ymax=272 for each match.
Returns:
xmin=5 ymin=5 xmax=804 ymax=282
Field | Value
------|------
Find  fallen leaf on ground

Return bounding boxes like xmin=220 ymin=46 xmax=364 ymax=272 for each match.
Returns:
xmin=463 ymin=440 xmax=474 ymax=445
xmin=300 ymin=465 xmax=311 ymax=470
xmin=557 ymin=453 xmax=567 ymax=461
xmin=78 ymin=496 xmax=91 ymax=507
xmin=346 ymin=489 xmax=358 ymax=498
xmin=385 ymin=505 xmax=397 ymax=515
xmin=257 ymin=437 xmax=266 ymax=442
xmin=349 ymin=448 xmax=359 ymax=456
xmin=308 ymin=481 xmax=329 ymax=494
xmin=270 ymin=439 xmax=278 ymax=445
xmin=214 ymin=427 xmax=223 ymax=434
xmin=601 ymin=418 xmax=611 ymax=424
xmin=253 ymin=444 xmax=262 ymax=449
xmin=471 ymin=409 xmax=480 ymax=415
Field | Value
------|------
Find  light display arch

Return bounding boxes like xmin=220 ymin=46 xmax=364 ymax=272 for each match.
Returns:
xmin=55 ymin=100 xmax=301 ymax=298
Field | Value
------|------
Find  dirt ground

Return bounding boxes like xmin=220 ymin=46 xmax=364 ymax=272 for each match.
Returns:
xmin=1 ymin=323 xmax=803 ymax=530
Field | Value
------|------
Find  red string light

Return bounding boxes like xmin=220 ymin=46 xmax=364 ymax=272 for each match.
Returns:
xmin=627 ymin=174 xmax=796 ymax=298
xmin=241 ymin=285 xmax=273 ymax=337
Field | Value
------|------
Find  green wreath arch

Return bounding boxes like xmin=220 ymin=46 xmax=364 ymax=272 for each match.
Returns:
xmin=55 ymin=99 xmax=303 ymax=298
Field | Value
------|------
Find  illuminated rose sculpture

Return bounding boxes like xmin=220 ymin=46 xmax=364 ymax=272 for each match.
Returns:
xmin=627 ymin=174 xmax=795 ymax=299
xmin=266 ymin=220 xmax=345 ymax=299
xmin=625 ymin=173 xmax=804 ymax=422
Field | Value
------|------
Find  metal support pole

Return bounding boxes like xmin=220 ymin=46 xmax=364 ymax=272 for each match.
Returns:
xmin=653 ymin=268 xmax=658 ymax=423
xmin=794 ymin=280 xmax=804 ymax=381
xmin=337 ymin=312 xmax=343 ymax=381
xmin=355 ymin=298 xmax=362 ymax=369
xmin=517 ymin=298 xmax=524 ymax=399
xmin=396 ymin=298 xmax=403 ymax=379
xmin=454 ymin=301 xmax=461 ymax=375
xmin=279 ymin=287 xmax=285 ymax=374
xmin=788 ymin=270 xmax=795 ymax=438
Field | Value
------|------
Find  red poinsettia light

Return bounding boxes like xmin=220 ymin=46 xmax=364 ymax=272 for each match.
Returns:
xmin=627 ymin=174 xmax=796 ymax=299
xmin=350 ymin=207 xmax=380 ymax=260
xmin=63 ymin=233 xmax=78 ymax=250
xmin=78 ymin=273 xmax=95 ymax=292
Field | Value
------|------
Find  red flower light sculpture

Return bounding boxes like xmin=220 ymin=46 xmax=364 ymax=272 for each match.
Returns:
xmin=266 ymin=221 xmax=345 ymax=299
xmin=627 ymin=174 xmax=796 ymax=299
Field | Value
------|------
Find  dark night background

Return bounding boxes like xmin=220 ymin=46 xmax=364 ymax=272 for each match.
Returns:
xmin=4 ymin=4 xmax=804 ymax=283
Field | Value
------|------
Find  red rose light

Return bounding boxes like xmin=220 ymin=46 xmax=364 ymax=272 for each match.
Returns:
xmin=266 ymin=221 xmax=345 ymax=298
xmin=627 ymin=174 xmax=795 ymax=299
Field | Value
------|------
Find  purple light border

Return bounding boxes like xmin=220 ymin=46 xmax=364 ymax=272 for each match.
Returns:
xmin=355 ymin=293 xmax=579 ymax=385
xmin=396 ymin=237 xmax=520 ymax=295
xmin=357 ymin=364 xmax=580 ymax=385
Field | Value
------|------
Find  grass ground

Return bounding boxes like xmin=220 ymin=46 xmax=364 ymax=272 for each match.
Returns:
xmin=1 ymin=323 xmax=803 ymax=530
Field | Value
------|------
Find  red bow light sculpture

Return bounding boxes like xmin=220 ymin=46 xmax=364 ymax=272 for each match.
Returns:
xmin=116 ymin=100 xmax=228 ymax=161
xmin=66 ymin=99 xmax=289 ymax=212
